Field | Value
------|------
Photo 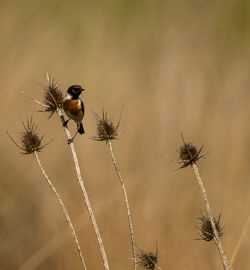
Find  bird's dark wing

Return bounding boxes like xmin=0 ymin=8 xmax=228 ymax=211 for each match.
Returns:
xmin=80 ymin=99 xmax=85 ymax=116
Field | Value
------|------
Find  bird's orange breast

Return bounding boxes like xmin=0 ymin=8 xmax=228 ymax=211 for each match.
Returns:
xmin=63 ymin=99 xmax=81 ymax=115
xmin=63 ymin=99 xmax=84 ymax=123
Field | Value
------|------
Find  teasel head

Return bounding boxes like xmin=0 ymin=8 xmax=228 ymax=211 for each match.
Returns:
xmin=177 ymin=133 xmax=207 ymax=169
xmin=135 ymin=244 xmax=159 ymax=270
xmin=91 ymin=106 xmax=124 ymax=143
xmin=196 ymin=213 xmax=224 ymax=241
xmin=42 ymin=73 xmax=64 ymax=118
xmin=7 ymin=117 xmax=48 ymax=155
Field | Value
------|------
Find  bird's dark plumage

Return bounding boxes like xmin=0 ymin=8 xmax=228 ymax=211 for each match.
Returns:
xmin=63 ymin=85 xmax=85 ymax=143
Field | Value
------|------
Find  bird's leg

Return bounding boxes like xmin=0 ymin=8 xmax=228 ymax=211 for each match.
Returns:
xmin=63 ymin=119 xmax=70 ymax=127
xmin=67 ymin=130 xmax=78 ymax=144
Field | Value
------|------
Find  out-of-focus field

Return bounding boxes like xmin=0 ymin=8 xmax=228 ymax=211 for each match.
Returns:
xmin=0 ymin=0 xmax=249 ymax=269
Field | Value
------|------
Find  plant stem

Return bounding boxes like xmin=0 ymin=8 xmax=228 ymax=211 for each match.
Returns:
xmin=192 ymin=163 xmax=234 ymax=270
xmin=57 ymin=108 xmax=110 ymax=270
xmin=230 ymin=215 xmax=250 ymax=265
xmin=21 ymin=75 xmax=110 ymax=270
xmin=34 ymin=151 xmax=87 ymax=270
xmin=108 ymin=140 xmax=137 ymax=270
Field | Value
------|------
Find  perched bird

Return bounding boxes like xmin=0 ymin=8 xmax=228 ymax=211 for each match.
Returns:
xmin=63 ymin=85 xmax=85 ymax=143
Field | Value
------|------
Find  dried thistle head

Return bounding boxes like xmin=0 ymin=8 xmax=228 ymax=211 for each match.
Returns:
xmin=43 ymin=74 xmax=63 ymax=118
xmin=135 ymin=244 xmax=159 ymax=270
xmin=178 ymin=133 xmax=206 ymax=169
xmin=196 ymin=213 xmax=224 ymax=241
xmin=7 ymin=117 xmax=47 ymax=155
xmin=91 ymin=107 xmax=123 ymax=142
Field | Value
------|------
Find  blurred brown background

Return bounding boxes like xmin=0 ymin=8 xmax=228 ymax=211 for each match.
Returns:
xmin=1 ymin=0 xmax=249 ymax=269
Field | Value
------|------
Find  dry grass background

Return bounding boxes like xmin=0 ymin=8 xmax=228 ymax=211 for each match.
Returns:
xmin=0 ymin=0 xmax=250 ymax=269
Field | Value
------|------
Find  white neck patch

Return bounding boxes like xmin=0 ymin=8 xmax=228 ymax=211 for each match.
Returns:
xmin=64 ymin=92 xmax=72 ymax=100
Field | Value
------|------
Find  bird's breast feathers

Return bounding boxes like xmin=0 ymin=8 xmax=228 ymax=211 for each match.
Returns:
xmin=63 ymin=99 xmax=84 ymax=123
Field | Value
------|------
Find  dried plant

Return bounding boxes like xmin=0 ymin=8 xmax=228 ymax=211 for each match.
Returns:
xmin=21 ymin=73 xmax=110 ymax=270
xmin=42 ymin=77 xmax=64 ymax=118
xmin=7 ymin=117 xmax=47 ymax=155
xmin=7 ymin=118 xmax=87 ymax=270
xmin=91 ymin=109 xmax=121 ymax=142
xmin=33 ymin=152 xmax=87 ymax=269
xmin=196 ymin=213 xmax=224 ymax=241
xmin=135 ymin=244 xmax=161 ymax=270
xmin=178 ymin=134 xmax=206 ymax=169
xmin=92 ymin=108 xmax=137 ymax=270
xmin=230 ymin=215 xmax=250 ymax=265
xmin=177 ymin=134 xmax=234 ymax=270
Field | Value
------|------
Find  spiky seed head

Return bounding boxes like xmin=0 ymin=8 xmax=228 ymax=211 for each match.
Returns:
xmin=92 ymin=110 xmax=119 ymax=142
xmin=136 ymin=250 xmax=158 ymax=270
xmin=135 ymin=244 xmax=159 ymax=270
xmin=179 ymin=143 xmax=198 ymax=162
xmin=177 ymin=134 xmax=206 ymax=169
xmin=7 ymin=117 xmax=47 ymax=155
xmin=197 ymin=214 xmax=224 ymax=241
xmin=43 ymin=77 xmax=63 ymax=118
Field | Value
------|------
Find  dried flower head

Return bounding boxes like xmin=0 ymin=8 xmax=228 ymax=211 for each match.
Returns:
xmin=196 ymin=213 xmax=224 ymax=241
xmin=178 ymin=133 xmax=206 ymax=169
xmin=7 ymin=117 xmax=48 ymax=155
xmin=42 ymin=74 xmax=63 ymax=118
xmin=135 ymin=244 xmax=159 ymax=270
xmin=91 ymin=107 xmax=123 ymax=142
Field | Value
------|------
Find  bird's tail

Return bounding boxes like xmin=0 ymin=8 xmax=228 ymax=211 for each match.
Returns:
xmin=78 ymin=123 xmax=85 ymax=135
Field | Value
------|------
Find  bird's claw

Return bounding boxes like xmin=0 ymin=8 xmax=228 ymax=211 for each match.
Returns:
xmin=67 ymin=138 xmax=73 ymax=144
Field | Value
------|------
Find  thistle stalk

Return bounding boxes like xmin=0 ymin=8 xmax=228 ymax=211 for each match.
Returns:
xmin=56 ymin=108 xmax=110 ymax=270
xmin=108 ymin=140 xmax=137 ymax=270
xmin=44 ymin=73 xmax=109 ymax=270
xmin=91 ymin=108 xmax=136 ymax=269
xmin=7 ymin=118 xmax=87 ymax=270
xmin=230 ymin=215 xmax=250 ymax=265
xmin=21 ymin=74 xmax=110 ymax=270
xmin=177 ymin=135 xmax=234 ymax=270
xmin=34 ymin=151 xmax=87 ymax=270
xmin=192 ymin=163 xmax=233 ymax=270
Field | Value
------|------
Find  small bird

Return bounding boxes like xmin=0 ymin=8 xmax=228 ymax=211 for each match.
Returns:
xmin=63 ymin=85 xmax=85 ymax=144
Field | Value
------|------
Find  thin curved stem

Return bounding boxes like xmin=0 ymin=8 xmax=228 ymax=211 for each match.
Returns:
xmin=56 ymin=108 xmax=110 ymax=270
xmin=23 ymin=74 xmax=110 ymax=270
xmin=34 ymin=151 xmax=87 ymax=270
xmin=192 ymin=163 xmax=234 ymax=270
xmin=230 ymin=215 xmax=250 ymax=265
xmin=20 ymin=91 xmax=49 ymax=108
xmin=108 ymin=140 xmax=137 ymax=270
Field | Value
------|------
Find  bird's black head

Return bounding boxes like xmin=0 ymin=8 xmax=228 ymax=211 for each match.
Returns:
xmin=67 ymin=85 xmax=84 ymax=98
